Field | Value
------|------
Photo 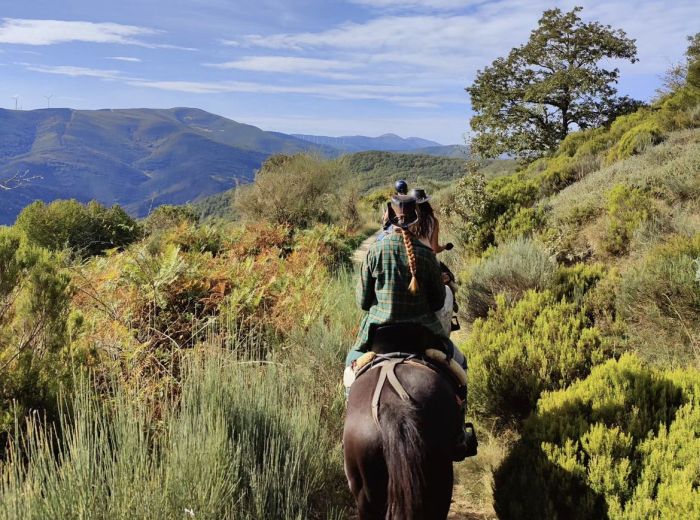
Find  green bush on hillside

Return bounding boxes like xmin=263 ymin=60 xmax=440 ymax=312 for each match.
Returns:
xmin=444 ymin=170 xmax=540 ymax=252
xmin=0 ymin=228 xmax=72 ymax=440
xmin=461 ymin=289 xmax=609 ymax=425
xmin=602 ymin=185 xmax=653 ymax=256
xmin=553 ymin=262 xmax=607 ymax=304
xmin=294 ymin=224 xmax=364 ymax=271
xmin=461 ymin=238 xmax=556 ymax=321
xmin=494 ymin=206 xmax=548 ymax=244
xmin=235 ymin=154 xmax=350 ymax=229
xmin=493 ymin=354 xmax=700 ymax=520
xmin=617 ymin=233 xmax=700 ymax=365
xmin=144 ymin=204 xmax=200 ymax=232
xmin=170 ymin=223 xmax=227 ymax=256
xmin=15 ymin=199 xmax=142 ymax=257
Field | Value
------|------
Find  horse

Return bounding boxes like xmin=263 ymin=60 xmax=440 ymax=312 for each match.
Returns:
xmin=343 ymin=324 xmax=460 ymax=520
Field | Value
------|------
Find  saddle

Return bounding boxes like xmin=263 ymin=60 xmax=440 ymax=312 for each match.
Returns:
xmin=353 ymin=324 xmax=467 ymax=427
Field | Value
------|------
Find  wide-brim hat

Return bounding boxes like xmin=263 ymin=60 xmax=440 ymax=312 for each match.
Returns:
xmin=409 ymin=188 xmax=430 ymax=204
xmin=389 ymin=194 xmax=420 ymax=229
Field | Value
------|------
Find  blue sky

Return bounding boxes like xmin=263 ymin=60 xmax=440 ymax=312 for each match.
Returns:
xmin=1 ymin=0 xmax=698 ymax=144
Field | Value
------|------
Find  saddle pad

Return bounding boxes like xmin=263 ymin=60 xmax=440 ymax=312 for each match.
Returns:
xmin=424 ymin=349 xmax=468 ymax=387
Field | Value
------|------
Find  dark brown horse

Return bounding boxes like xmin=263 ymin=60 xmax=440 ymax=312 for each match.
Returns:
xmin=343 ymin=327 xmax=459 ymax=520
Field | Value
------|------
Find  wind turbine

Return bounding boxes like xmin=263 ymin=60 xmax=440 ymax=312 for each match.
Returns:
xmin=44 ymin=95 xmax=53 ymax=108
xmin=11 ymin=95 xmax=19 ymax=110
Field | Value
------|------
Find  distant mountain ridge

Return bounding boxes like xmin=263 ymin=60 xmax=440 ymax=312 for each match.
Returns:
xmin=292 ymin=133 xmax=443 ymax=153
xmin=0 ymin=107 xmax=466 ymax=224
xmin=0 ymin=107 xmax=335 ymax=224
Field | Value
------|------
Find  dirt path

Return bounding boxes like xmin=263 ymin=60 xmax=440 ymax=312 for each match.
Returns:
xmin=352 ymin=232 xmax=378 ymax=265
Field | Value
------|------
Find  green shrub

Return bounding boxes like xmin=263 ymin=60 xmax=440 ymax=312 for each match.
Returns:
xmin=235 ymin=154 xmax=349 ymax=229
xmin=536 ymin=155 xmax=579 ymax=195
xmin=493 ymin=354 xmax=700 ymax=520
xmin=144 ymin=204 xmax=200 ymax=232
xmin=0 ymin=352 xmax=348 ymax=519
xmin=617 ymin=233 xmax=700 ymax=366
xmin=494 ymin=205 xmax=548 ymax=244
xmin=461 ymin=289 xmax=609 ymax=425
xmin=607 ymin=119 xmax=664 ymax=162
xmin=294 ymin=224 xmax=362 ymax=271
xmin=15 ymin=199 xmax=142 ymax=257
xmin=444 ymin=170 xmax=540 ymax=253
xmin=0 ymin=228 xmax=72 ymax=441
xmin=443 ymin=171 xmax=492 ymax=251
xmin=170 ymin=223 xmax=226 ymax=256
xmin=487 ymin=172 xmax=540 ymax=216
xmin=602 ymin=185 xmax=653 ymax=256
xmin=554 ymin=263 xmax=607 ymax=304
xmin=461 ymin=238 xmax=556 ymax=321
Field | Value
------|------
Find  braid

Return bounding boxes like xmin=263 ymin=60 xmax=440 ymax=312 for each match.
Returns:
xmin=401 ymin=227 xmax=419 ymax=294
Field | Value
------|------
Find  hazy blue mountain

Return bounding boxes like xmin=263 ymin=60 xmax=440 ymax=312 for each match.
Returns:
xmin=406 ymin=144 xmax=470 ymax=158
xmin=0 ymin=107 xmax=334 ymax=224
xmin=291 ymin=133 xmax=445 ymax=153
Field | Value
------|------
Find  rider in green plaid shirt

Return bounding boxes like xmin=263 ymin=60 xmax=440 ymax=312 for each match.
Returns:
xmin=349 ymin=230 xmax=446 ymax=359
xmin=344 ymin=193 xmax=471 ymax=461
xmin=345 ymin=214 xmax=466 ymax=371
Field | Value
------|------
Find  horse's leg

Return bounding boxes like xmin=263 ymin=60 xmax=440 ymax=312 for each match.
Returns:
xmin=344 ymin=372 xmax=389 ymax=520
xmin=344 ymin=428 xmax=388 ymax=520
xmin=421 ymin=459 xmax=453 ymax=520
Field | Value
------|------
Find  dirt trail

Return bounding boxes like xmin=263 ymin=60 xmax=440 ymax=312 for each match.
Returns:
xmin=352 ymin=232 xmax=378 ymax=265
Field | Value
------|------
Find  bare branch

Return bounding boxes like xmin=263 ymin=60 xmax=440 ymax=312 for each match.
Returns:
xmin=0 ymin=170 xmax=42 ymax=191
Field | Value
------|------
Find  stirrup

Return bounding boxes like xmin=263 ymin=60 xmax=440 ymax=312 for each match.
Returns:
xmin=464 ymin=422 xmax=478 ymax=457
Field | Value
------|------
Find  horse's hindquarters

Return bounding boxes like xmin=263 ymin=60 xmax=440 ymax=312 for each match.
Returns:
xmin=344 ymin=364 xmax=456 ymax=520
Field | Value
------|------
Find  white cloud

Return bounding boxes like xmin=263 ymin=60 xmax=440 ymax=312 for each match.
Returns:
xmin=21 ymin=64 xmax=127 ymax=80
xmin=207 ymin=56 xmax=359 ymax=73
xmin=206 ymin=55 xmax=359 ymax=78
xmin=224 ymin=0 xmax=700 ymax=102
xmin=0 ymin=18 xmax=196 ymax=50
xmin=19 ymin=59 xmax=463 ymax=107
xmin=108 ymin=56 xmax=142 ymax=62
xmin=348 ymin=0 xmax=483 ymax=10
xmin=125 ymin=77 xmax=462 ymax=106
xmin=0 ymin=18 xmax=157 ymax=46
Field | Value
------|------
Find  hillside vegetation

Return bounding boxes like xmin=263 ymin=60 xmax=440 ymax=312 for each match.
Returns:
xmin=1 ymin=26 xmax=699 ymax=520
xmin=1 ymin=195 xmax=364 ymax=518
xmin=192 ymin=150 xmax=502 ymax=221
xmin=443 ymin=34 xmax=700 ymax=517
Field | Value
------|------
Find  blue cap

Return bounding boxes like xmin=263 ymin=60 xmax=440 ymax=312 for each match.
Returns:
xmin=394 ymin=179 xmax=408 ymax=195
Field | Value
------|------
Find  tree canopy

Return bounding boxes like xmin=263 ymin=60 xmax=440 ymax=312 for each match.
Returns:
xmin=467 ymin=6 xmax=640 ymax=160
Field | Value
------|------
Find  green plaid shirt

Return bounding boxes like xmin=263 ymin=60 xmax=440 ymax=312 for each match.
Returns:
xmin=352 ymin=231 xmax=446 ymax=351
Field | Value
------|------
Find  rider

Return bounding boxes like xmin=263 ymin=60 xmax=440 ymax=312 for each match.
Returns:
xmin=345 ymin=193 xmax=471 ymax=461
xmin=380 ymin=179 xmax=409 ymax=234
xmin=409 ymin=188 xmax=452 ymax=253
xmin=409 ymin=187 xmax=459 ymax=335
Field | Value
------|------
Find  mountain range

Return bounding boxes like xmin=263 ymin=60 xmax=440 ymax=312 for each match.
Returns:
xmin=0 ymin=107 xmax=465 ymax=224
xmin=292 ymin=134 xmax=468 ymax=157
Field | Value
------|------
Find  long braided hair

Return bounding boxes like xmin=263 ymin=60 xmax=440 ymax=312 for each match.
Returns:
xmin=400 ymin=227 xmax=419 ymax=294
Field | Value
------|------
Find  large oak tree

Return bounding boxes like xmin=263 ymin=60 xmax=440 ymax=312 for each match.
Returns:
xmin=467 ymin=7 xmax=640 ymax=160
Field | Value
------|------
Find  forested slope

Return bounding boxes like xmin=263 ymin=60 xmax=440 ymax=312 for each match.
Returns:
xmin=441 ymin=47 xmax=700 ymax=517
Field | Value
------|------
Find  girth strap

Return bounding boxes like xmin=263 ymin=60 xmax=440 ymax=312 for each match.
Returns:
xmin=370 ymin=359 xmax=410 ymax=428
